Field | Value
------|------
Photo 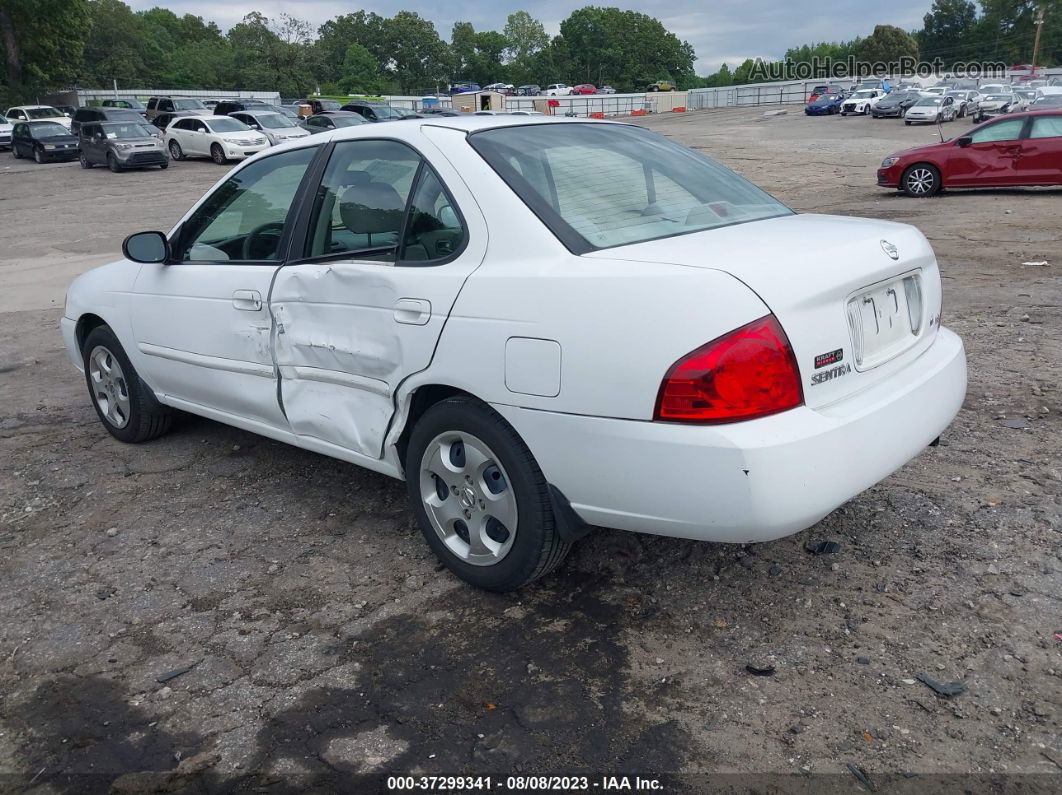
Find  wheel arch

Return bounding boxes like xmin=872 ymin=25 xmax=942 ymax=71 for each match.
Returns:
xmin=394 ymin=383 xmax=474 ymax=470
xmin=75 ymin=313 xmax=109 ymax=353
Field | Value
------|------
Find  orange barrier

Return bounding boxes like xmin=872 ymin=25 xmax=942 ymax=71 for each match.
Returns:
xmin=590 ymin=111 xmax=605 ymax=119
xmin=630 ymin=109 xmax=648 ymax=116
xmin=672 ymin=106 xmax=686 ymax=112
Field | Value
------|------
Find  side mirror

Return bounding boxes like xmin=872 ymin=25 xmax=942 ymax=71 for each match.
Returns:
xmin=955 ymin=136 xmax=972 ymax=148
xmin=123 ymin=231 xmax=170 ymax=264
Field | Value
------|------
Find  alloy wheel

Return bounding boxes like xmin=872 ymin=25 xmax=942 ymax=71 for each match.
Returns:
xmin=88 ymin=345 xmax=131 ymax=428
xmin=905 ymin=167 xmax=936 ymax=195
xmin=419 ymin=431 xmax=517 ymax=566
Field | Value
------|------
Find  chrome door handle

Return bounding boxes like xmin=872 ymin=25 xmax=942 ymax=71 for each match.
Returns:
xmin=393 ymin=298 xmax=431 ymax=325
xmin=232 ymin=290 xmax=262 ymax=311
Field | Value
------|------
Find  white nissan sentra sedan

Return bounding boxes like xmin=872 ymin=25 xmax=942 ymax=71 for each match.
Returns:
xmin=61 ymin=116 xmax=966 ymax=591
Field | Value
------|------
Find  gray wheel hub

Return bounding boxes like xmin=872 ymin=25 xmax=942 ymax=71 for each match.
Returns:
xmin=88 ymin=345 xmax=131 ymax=429
xmin=419 ymin=431 xmax=517 ymax=566
xmin=906 ymin=168 xmax=935 ymax=195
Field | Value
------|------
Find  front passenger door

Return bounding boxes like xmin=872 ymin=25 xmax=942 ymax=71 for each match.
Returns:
xmin=1014 ymin=114 xmax=1062 ymax=185
xmin=948 ymin=117 xmax=1028 ymax=186
xmin=129 ymin=145 xmax=320 ymax=427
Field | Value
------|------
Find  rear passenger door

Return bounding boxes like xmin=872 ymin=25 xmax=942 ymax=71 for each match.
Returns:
xmin=1014 ymin=114 xmax=1062 ymax=185
xmin=269 ymin=135 xmax=487 ymax=460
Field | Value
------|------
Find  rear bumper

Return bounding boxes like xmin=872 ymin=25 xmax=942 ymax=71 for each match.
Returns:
xmin=494 ymin=328 xmax=966 ymax=543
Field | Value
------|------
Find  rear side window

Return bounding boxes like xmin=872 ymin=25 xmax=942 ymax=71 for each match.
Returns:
xmin=303 ymin=139 xmax=466 ymax=266
xmin=470 ymin=123 xmax=792 ymax=253
xmin=1029 ymin=115 xmax=1062 ymax=138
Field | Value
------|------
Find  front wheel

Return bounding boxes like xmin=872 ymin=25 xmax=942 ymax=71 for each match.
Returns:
xmin=80 ymin=152 xmax=93 ymax=168
xmin=406 ymin=396 xmax=571 ymax=591
xmin=210 ymin=143 xmax=226 ymax=165
xmin=34 ymin=147 xmax=44 ymax=164
xmin=82 ymin=325 xmax=174 ymax=443
xmin=901 ymin=163 xmax=942 ymax=198
xmin=168 ymin=140 xmax=183 ymax=160
xmin=107 ymin=152 xmax=121 ymax=173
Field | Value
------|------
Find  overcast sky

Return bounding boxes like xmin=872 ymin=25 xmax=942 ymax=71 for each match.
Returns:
xmin=125 ymin=1 xmax=933 ymax=74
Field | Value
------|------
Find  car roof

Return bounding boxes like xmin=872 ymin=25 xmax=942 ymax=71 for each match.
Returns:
xmin=11 ymin=105 xmax=59 ymax=110
xmin=322 ymin=115 xmax=615 ymax=142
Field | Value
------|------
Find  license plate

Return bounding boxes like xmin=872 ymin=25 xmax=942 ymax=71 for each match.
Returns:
xmin=848 ymin=277 xmax=919 ymax=369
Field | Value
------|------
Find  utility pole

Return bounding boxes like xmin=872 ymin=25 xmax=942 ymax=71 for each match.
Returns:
xmin=1031 ymin=5 xmax=1046 ymax=76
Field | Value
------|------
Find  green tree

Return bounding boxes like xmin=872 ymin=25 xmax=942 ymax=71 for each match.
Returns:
xmin=81 ymin=0 xmax=164 ymax=87
xmin=854 ymin=24 xmax=920 ymax=64
xmin=557 ymin=6 xmax=696 ymax=91
xmin=314 ymin=10 xmax=388 ymax=84
xmin=382 ymin=11 xmax=449 ymax=94
xmin=339 ymin=42 xmax=384 ymax=94
xmin=0 ymin=0 xmax=90 ymax=102
xmin=226 ymin=12 xmax=315 ymax=96
xmin=503 ymin=10 xmax=549 ymax=65
xmin=919 ymin=0 xmax=979 ymax=66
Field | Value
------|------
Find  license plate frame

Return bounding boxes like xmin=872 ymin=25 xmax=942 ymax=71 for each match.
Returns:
xmin=847 ymin=273 xmax=920 ymax=370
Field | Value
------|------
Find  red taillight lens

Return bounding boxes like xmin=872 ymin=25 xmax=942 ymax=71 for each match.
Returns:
xmin=654 ymin=315 xmax=804 ymax=423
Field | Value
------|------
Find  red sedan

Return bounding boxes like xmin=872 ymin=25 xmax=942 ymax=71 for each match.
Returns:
xmin=878 ymin=110 xmax=1062 ymax=196
xmin=572 ymin=84 xmax=598 ymax=95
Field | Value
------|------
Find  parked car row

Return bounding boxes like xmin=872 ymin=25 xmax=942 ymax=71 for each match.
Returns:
xmin=3 ymin=97 xmax=443 ymax=169
xmin=451 ymin=82 xmax=622 ymax=96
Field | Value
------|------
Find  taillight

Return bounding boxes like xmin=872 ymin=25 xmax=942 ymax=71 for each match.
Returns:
xmin=654 ymin=315 xmax=804 ymax=423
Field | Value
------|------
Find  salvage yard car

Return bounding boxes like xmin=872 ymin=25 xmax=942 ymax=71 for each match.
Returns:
xmin=60 ymin=116 xmax=966 ymax=591
xmin=165 ymin=115 xmax=269 ymax=164
xmin=0 ymin=114 xmax=12 ymax=149
xmin=871 ymin=90 xmax=925 ymax=118
xmin=841 ymin=88 xmax=885 ymax=115
xmin=10 ymin=120 xmax=79 ymax=162
xmin=877 ymin=110 xmax=1062 ymax=196
xmin=5 ymin=104 xmax=72 ymax=128
xmin=904 ymin=95 xmax=958 ymax=124
xmin=972 ymin=93 xmax=1020 ymax=123
xmin=78 ymin=121 xmax=169 ymax=171
xmin=805 ymin=92 xmax=846 ymax=115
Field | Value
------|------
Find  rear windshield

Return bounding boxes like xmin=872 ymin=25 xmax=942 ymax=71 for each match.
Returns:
xmin=470 ymin=123 xmax=792 ymax=253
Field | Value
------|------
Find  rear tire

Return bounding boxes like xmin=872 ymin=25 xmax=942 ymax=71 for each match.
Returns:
xmin=901 ymin=163 xmax=942 ymax=198
xmin=405 ymin=396 xmax=571 ymax=591
xmin=79 ymin=152 xmax=93 ymax=169
xmin=12 ymin=145 xmax=21 ymax=159
xmin=82 ymin=325 xmax=174 ymax=443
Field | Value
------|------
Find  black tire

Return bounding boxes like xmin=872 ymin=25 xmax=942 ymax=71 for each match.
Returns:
xmin=79 ymin=151 xmax=93 ymax=169
xmin=107 ymin=152 xmax=121 ymax=173
xmin=901 ymin=163 xmax=942 ymax=198
xmin=82 ymin=325 xmax=174 ymax=443
xmin=904 ymin=120 xmax=912 ymax=125
xmin=211 ymin=143 xmax=226 ymax=165
xmin=159 ymin=162 xmax=168 ymax=169
xmin=34 ymin=147 xmax=44 ymax=164
xmin=405 ymin=396 xmax=571 ymax=591
xmin=13 ymin=144 xmax=22 ymax=159
xmin=168 ymin=140 xmax=183 ymax=160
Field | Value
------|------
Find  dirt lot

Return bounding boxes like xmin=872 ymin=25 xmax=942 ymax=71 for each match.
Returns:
xmin=0 ymin=108 xmax=1059 ymax=793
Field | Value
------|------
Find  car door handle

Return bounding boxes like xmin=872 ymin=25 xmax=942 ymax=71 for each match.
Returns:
xmin=232 ymin=290 xmax=262 ymax=311
xmin=393 ymin=298 xmax=431 ymax=325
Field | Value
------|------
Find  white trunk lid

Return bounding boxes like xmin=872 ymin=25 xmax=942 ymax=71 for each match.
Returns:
xmin=586 ymin=213 xmax=943 ymax=409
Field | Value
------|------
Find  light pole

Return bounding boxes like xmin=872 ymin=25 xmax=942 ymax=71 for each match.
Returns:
xmin=1031 ymin=5 xmax=1046 ymax=76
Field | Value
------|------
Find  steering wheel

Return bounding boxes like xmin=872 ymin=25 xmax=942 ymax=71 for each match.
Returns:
xmin=241 ymin=221 xmax=285 ymax=260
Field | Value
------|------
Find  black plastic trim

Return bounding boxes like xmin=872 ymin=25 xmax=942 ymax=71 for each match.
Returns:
xmin=548 ymin=484 xmax=592 ymax=542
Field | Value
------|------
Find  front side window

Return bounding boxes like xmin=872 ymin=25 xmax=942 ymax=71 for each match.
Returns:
xmin=177 ymin=146 xmax=318 ymax=262
xmin=970 ymin=118 xmax=1025 ymax=144
xmin=470 ymin=123 xmax=792 ymax=253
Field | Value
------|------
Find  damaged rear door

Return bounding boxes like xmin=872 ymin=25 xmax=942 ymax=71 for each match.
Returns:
xmin=271 ymin=136 xmax=487 ymax=459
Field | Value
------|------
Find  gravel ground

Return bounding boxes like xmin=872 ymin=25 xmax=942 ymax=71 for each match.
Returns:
xmin=0 ymin=108 xmax=1059 ymax=793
